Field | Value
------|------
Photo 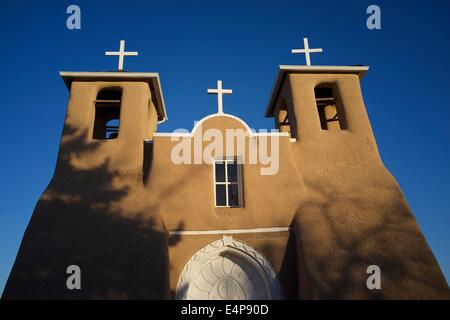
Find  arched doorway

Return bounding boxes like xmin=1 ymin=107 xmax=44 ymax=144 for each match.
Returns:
xmin=176 ymin=236 xmax=282 ymax=300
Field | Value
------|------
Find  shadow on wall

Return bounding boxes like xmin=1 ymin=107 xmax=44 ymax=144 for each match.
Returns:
xmin=293 ymin=176 xmax=450 ymax=299
xmin=258 ymin=233 xmax=299 ymax=300
xmin=2 ymin=124 xmax=181 ymax=299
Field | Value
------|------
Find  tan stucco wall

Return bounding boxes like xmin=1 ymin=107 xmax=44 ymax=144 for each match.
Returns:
xmin=3 ymin=81 xmax=169 ymax=299
xmin=143 ymin=115 xmax=307 ymax=298
xmin=280 ymin=73 xmax=449 ymax=299
xmin=146 ymin=116 xmax=305 ymax=231
xmin=3 ymin=72 xmax=449 ymax=299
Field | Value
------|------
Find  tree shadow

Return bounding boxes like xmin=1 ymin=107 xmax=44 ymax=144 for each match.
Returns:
xmin=292 ymin=174 xmax=450 ymax=299
xmin=259 ymin=231 xmax=300 ymax=300
xmin=2 ymin=124 xmax=179 ymax=299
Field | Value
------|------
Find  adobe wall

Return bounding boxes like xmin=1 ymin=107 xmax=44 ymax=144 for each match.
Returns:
xmin=146 ymin=116 xmax=305 ymax=230
xmin=3 ymin=81 xmax=170 ymax=299
xmin=144 ymin=115 xmax=307 ymax=297
xmin=277 ymin=73 xmax=449 ymax=299
xmin=3 ymin=74 xmax=448 ymax=300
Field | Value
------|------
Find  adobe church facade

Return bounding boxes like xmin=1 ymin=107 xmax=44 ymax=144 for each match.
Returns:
xmin=3 ymin=42 xmax=449 ymax=299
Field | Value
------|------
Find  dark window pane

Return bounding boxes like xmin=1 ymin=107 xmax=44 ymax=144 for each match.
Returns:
xmin=215 ymin=162 xmax=225 ymax=182
xmin=227 ymin=162 xmax=238 ymax=182
xmin=215 ymin=185 xmax=227 ymax=206
xmin=228 ymin=184 xmax=240 ymax=207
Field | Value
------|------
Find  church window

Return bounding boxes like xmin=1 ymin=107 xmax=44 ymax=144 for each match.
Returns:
xmin=315 ymin=86 xmax=346 ymax=130
xmin=214 ymin=158 xmax=243 ymax=207
xmin=93 ymin=88 xmax=122 ymax=139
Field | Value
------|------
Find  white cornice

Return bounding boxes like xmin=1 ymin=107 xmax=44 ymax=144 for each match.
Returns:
xmin=169 ymin=226 xmax=290 ymax=236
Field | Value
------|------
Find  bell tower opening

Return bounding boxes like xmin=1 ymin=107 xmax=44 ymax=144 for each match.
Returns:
xmin=314 ymin=85 xmax=346 ymax=131
xmin=93 ymin=88 xmax=122 ymax=140
xmin=278 ymin=108 xmax=291 ymax=135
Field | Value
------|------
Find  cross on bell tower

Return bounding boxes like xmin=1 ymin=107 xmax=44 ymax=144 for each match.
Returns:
xmin=207 ymin=80 xmax=233 ymax=114
xmin=105 ymin=40 xmax=139 ymax=71
xmin=291 ymin=37 xmax=323 ymax=66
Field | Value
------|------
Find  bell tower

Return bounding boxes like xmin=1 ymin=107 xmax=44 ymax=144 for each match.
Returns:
xmin=57 ymin=71 xmax=167 ymax=172
xmin=3 ymin=42 xmax=171 ymax=299
xmin=265 ymin=64 xmax=449 ymax=299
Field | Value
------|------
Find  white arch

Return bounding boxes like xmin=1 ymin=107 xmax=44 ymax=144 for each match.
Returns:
xmin=153 ymin=113 xmax=290 ymax=138
xmin=191 ymin=113 xmax=254 ymax=137
xmin=175 ymin=236 xmax=283 ymax=300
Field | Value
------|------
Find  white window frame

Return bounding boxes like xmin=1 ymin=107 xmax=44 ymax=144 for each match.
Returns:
xmin=213 ymin=157 xmax=243 ymax=208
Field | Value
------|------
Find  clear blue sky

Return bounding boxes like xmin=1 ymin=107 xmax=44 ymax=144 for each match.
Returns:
xmin=0 ymin=0 xmax=449 ymax=295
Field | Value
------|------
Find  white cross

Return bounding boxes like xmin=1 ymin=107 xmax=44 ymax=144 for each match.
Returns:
xmin=207 ymin=80 xmax=233 ymax=114
xmin=291 ymin=37 xmax=323 ymax=66
xmin=105 ymin=40 xmax=139 ymax=71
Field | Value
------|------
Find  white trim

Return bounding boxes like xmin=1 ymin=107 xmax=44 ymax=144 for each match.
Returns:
xmin=152 ymin=113 xmax=290 ymax=138
xmin=59 ymin=71 xmax=160 ymax=78
xmin=279 ymin=65 xmax=369 ymax=73
xmin=149 ymin=131 xmax=291 ymax=139
xmin=153 ymin=132 xmax=190 ymax=137
xmin=192 ymin=113 xmax=253 ymax=136
xmin=256 ymin=132 xmax=289 ymax=136
xmin=153 ymin=131 xmax=289 ymax=138
xmin=169 ymin=226 xmax=290 ymax=236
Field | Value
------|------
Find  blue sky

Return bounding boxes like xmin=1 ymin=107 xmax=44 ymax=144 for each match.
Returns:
xmin=0 ymin=0 xmax=449 ymax=295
